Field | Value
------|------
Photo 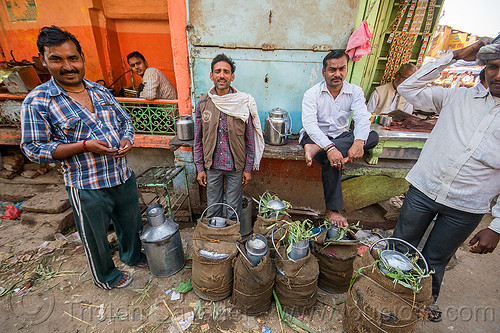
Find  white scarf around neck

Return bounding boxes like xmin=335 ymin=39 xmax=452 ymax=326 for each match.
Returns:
xmin=208 ymin=87 xmax=265 ymax=170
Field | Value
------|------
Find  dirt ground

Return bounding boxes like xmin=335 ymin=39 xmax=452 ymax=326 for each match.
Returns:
xmin=0 ymin=194 xmax=499 ymax=332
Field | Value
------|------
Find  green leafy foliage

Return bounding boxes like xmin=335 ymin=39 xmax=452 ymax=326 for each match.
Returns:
xmin=283 ymin=219 xmax=318 ymax=254
xmin=253 ymin=192 xmax=291 ymax=219
xmin=323 ymin=220 xmax=360 ymax=242
xmin=349 ymin=249 xmax=434 ymax=293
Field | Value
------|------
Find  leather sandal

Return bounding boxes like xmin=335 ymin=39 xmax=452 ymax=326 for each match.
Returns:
xmin=428 ymin=304 xmax=442 ymax=322
xmin=135 ymin=257 xmax=148 ymax=268
xmin=114 ymin=273 xmax=133 ymax=289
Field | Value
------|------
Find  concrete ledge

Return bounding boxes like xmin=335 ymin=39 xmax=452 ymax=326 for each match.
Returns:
xmin=262 ymin=139 xmax=414 ymax=178
xmin=133 ymin=134 xmax=173 ymax=149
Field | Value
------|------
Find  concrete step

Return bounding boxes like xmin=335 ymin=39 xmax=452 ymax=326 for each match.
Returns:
xmin=22 ymin=184 xmax=70 ymax=214
xmin=20 ymin=207 xmax=74 ymax=234
xmin=0 ymin=183 xmax=47 ymax=202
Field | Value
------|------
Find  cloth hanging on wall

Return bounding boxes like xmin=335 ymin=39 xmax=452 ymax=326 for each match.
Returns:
xmin=346 ymin=21 xmax=374 ymax=61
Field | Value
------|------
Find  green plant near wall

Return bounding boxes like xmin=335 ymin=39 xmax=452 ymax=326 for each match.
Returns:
xmin=283 ymin=219 xmax=319 ymax=254
xmin=253 ymin=192 xmax=291 ymax=219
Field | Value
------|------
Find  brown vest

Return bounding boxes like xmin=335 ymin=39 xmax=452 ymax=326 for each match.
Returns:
xmin=198 ymin=91 xmax=247 ymax=172
xmin=374 ymin=82 xmax=407 ymax=115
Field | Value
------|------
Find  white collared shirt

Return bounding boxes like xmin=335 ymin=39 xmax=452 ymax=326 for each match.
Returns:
xmin=398 ymin=52 xmax=500 ymax=233
xmin=300 ymin=80 xmax=371 ymax=148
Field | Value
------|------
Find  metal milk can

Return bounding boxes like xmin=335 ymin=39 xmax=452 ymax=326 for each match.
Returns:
xmin=263 ymin=108 xmax=292 ymax=146
xmin=245 ymin=233 xmax=268 ymax=266
xmin=176 ymin=114 xmax=194 ymax=141
xmin=240 ymin=194 xmax=253 ymax=237
xmin=140 ymin=204 xmax=185 ymax=277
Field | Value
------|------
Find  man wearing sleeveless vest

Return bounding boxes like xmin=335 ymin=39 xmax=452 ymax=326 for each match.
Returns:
xmin=367 ymin=63 xmax=417 ymax=115
xmin=193 ymin=54 xmax=264 ymax=221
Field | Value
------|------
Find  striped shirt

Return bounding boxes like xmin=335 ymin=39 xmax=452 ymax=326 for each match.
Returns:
xmin=20 ymin=78 xmax=134 ymax=189
xmin=139 ymin=67 xmax=177 ymax=100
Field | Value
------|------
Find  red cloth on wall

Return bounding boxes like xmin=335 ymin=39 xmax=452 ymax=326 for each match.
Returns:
xmin=346 ymin=21 xmax=373 ymax=61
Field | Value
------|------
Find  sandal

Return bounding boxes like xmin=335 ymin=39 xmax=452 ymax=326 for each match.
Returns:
xmin=114 ymin=273 xmax=133 ymax=289
xmin=428 ymin=304 xmax=442 ymax=322
xmin=135 ymin=257 xmax=148 ymax=269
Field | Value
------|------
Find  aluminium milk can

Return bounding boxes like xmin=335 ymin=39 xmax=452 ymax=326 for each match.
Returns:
xmin=139 ymin=204 xmax=185 ymax=277
xmin=263 ymin=108 xmax=291 ymax=145
xmin=176 ymin=115 xmax=194 ymax=141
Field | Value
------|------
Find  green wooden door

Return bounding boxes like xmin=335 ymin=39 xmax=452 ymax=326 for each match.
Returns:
xmin=349 ymin=0 xmax=445 ymax=98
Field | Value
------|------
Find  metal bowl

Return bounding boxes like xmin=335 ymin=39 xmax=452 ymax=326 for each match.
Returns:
xmin=208 ymin=217 xmax=227 ymax=228
xmin=267 ymin=199 xmax=286 ymax=211
xmin=380 ymin=250 xmax=413 ymax=272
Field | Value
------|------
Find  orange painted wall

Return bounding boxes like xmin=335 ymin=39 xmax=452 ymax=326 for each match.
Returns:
xmin=0 ymin=0 xmax=104 ymax=80
xmin=0 ymin=0 xmax=176 ymax=92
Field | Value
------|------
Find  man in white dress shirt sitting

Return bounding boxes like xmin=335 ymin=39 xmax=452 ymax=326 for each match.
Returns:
xmin=366 ymin=63 xmax=417 ymax=115
xmin=393 ymin=38 xmax=500 ymax=322
xmin=300 ymin=49 xmax=379 ymax=227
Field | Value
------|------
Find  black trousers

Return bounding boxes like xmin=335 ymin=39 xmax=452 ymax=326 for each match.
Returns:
xmin=300 ymin=131 xmax=379 ymax=210
xmin=393 ymin=185 xmax=484 ymax=302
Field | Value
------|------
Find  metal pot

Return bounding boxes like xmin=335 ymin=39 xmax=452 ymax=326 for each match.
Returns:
xmin=140 ymin=216 xmax=185 ymax=278
xmin=263 ymin=108 xmax=291 ymax=146
xmin=245 ymin=233 xmax=268 ymax=266
xmin=327 ymin=226 xmax=339 ymax=240
xmin=176 ymin=115 xmax=194 ymax=141
xmin=200 ymin=203 xmax=240 ymax=227
xmin=287 ymin=240 xmax=309 ymax=261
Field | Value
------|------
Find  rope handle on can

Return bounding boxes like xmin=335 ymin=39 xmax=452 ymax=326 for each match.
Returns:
xmin=268 ymin=110 xmax=293 ymax=137
xmin=200 ymin=202 xmax=240 ymax=224
xmin=369 ymin=237 xmax=429 ymax=274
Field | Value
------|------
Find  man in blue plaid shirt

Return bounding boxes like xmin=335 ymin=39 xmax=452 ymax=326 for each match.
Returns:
xmin=20 ymin=26 xmax=147 ymax=290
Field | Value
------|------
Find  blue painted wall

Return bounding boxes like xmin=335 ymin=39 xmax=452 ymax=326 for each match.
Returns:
xmin=187 ymin=0 xmax=361 ymax=134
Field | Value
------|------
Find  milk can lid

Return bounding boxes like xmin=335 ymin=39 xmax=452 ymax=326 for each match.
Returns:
xmin=269 ymin=107 xmax=288 ymax=117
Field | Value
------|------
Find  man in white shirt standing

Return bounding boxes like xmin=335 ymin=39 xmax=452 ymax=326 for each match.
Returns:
xmin=394 ymin=38 xmax=500 ymax=322
xmin=366 ymin=63 xmax=417 ymax=115
xmin=300 ymin=50 xmax=379 ymax=227
xmin=127 ymin=51 xmax=177 ymax=100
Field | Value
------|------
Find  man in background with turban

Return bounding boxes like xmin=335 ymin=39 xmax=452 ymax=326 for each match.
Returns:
xmin=392 ymin=38 xmax=500 ymax=322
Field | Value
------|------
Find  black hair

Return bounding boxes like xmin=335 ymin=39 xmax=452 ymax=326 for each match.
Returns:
xmin=37 ymin=26 xmax=82 ymax=55
xmin=127 ymin=51 xmax=146 ymax=63
xmin=322 ymin=49 xmax=350 ymax=69
xmin=211 ymin=54 xmax=236 ymax=73
xmin=479 ymin=68 xmax=485 ymax=82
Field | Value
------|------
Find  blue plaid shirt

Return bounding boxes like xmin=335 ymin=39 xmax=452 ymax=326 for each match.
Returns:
xmin=20 ymin=78 xmax=134 ymax=189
